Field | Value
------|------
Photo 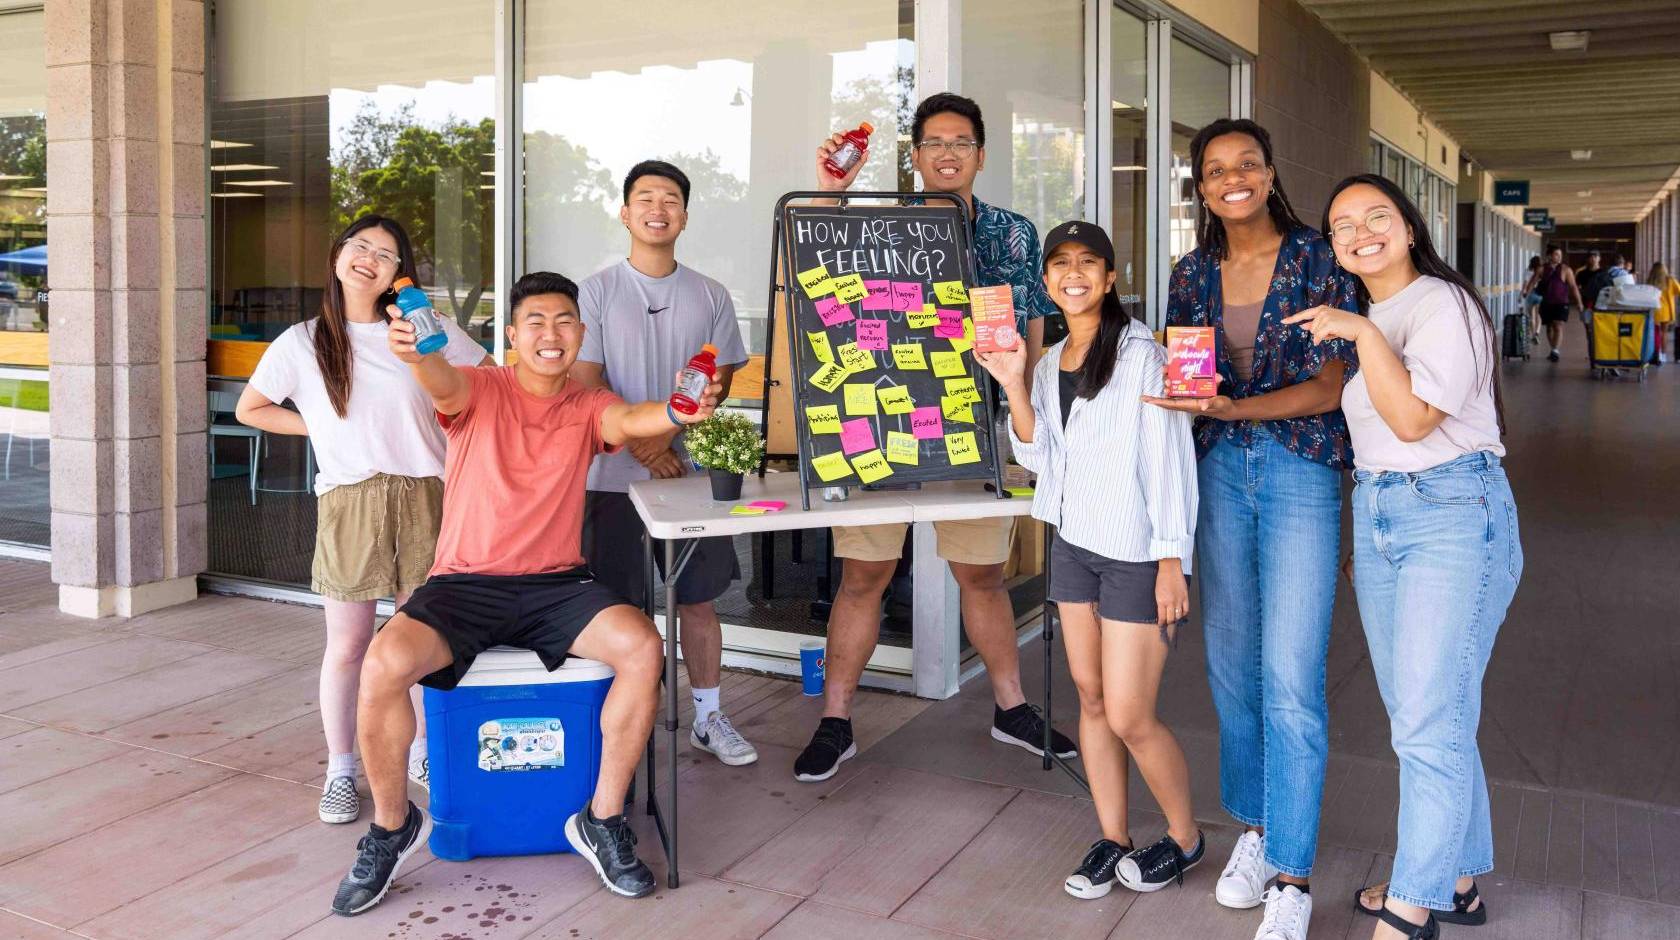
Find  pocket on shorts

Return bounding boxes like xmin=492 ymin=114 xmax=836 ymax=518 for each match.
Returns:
xmin=394 ymin=476 xmax=445 ymax=592
xmin=312 ymin=478 xmax=395 ymax=600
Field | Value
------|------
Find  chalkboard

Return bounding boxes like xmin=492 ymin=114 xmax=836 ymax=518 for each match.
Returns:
xmin=771 ymin=193 xmax=1006 ymax=505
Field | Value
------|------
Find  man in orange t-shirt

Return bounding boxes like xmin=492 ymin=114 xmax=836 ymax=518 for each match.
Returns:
xmin=330 ymin=272 xmax=722 ymax=917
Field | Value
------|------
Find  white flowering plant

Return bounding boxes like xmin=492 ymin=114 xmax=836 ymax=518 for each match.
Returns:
xmin=684 ymin=412 xmax=764 ymax=475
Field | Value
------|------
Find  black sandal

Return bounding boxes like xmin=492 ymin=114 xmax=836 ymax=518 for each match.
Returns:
xmin=1375 ymin=906 xmax=1438 ymax=939
xmin=1355 ymin=881 xmax=1487 ymax=926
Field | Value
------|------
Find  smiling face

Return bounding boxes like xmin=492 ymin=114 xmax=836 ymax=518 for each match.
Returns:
xmin=911 ymin=111 xmax=985 ymax=195
xmin=1327 ymin=183 xmax=1412 ymax=279
xmin=505 ymin=292 xmax=585 ymax=379
xmin=1197 ymin=132 xmax=1275 ymax=225
xmin=619 ymin=174 xmax=687 ymax=248
xmin=1043 ymin=243 xmax=1115 ymax=318
xmin=333 ymin=225 xmax=401 ymax=297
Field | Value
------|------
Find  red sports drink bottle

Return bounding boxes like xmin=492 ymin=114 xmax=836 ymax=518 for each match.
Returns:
xmin=823 ymin=122 xmax=874 ymax=179
xmin=669 ymin=344 xmax=719 ymax=415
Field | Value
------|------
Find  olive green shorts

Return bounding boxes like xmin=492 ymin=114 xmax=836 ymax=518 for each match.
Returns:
xmin=312 ymin=473 xmax=444 ymax=602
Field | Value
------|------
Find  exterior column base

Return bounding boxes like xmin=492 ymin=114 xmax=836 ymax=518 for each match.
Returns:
xmin=58 ymin=576 xmax=198 ymax=619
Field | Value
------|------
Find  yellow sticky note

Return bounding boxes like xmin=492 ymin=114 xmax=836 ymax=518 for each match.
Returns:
xmin=806 ymin=404 xmax=841 ymax=434
xmin=963 ymin=317 xmax=975 ymax=342
xmin=851 ymin=449 xmax=894 ymax=484
xmin=877 ymin=385 xmax=915 ymax=414
xmin=809 ymin=361 xmax=847 ymax=392
xmin=730 ymin=505 xmax=768 ymax=515
xmin=933 ymin=281 xmax=970 ymax=305
xmin=831 ymin=273 xmax=869 ymax=304
xmin=892 ymin=343 xmax=928 ymax=370
xmin=944 ymin=377 xmax=981 ymax=404
xmin=907 ymin=304 xmax=941 ymax=329
xmin=807 ymin=330 xmax=834 ymax=363
xmin=1006 ymin=485 xmax=1035 ymax=498
xmin=837 ymin=342 xmax=876 ymax=375
xmin=886 ymin=431 xmax=920 ymax=465
xmin=941 ymin=395 xmax=974 ymax=423
xmin=797 ymin=264 xmax=833 ymax=298
xmin=945 ymin=431 xmax=980 ymax=465
xmin=811 ymin=450 xmax=853 ymax=482
xmin=843 ymin=383 xmax=878 ymax=416
xmin=948 ymin=336 xmax=973 ymax=354
xmin=931 ymin=350 xmax=966 ymax=377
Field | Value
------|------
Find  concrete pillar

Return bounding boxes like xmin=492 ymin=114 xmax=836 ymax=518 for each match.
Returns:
xmin=46 ymin=0 xmax=206 ymax=618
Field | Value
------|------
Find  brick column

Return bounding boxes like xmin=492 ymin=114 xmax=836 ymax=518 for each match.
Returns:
xmin=45 ymin=0 xmax=207 ymax=618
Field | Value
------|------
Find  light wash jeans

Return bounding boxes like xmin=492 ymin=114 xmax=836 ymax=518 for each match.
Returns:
xmin=1352 ymin=450 xmax=1521 ymax=911
xmin=1197 ymin=433 xmax=1341 ymax=877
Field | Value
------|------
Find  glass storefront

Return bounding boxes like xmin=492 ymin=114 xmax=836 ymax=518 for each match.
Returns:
xmin=1370 ymin=135 xmax=1454 ymax=251
xmin=1110 ymin=8 xmax=1148 ymax=307
xmin=0 ymin=8 xmax=49 ymax=549
xmin=1167 ymin=38 xmax=1230 ymax=271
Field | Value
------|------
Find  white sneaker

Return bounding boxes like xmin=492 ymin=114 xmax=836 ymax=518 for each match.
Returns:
xmin=407 ymin=754 xmax=429 ymax=790
xmin=690 ymin=712 xmax=759 ymax=766
xmin=318 ymin=774 xmax=359 ymax=824
xmin=1254 ymin=884 xmax=1312 ymax=940
xmin=1216 ymin=830 xmax=1279 ymax=909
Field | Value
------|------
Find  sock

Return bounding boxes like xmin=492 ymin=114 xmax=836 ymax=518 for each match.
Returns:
xmin=1277 ymin=879 xmax=1310 ymax=895
xmin=692 ymin=686 xmax=720 ymax=725
xmin=326 ymin=752 xmax=357 ymax=780
xmin=408 ymin=738 xmax=427 ymax=765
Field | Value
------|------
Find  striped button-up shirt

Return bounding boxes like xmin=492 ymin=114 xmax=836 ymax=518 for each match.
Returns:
xmin=1008 ymin=319 xmax=1199 ymax=572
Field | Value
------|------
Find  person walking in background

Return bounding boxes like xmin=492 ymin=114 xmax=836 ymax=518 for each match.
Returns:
xmin=978 ymin=221 xmax=1202 ymax=901
xmin=235 ymin=216 xmax=490 ymax=827
xmin=1289 ymin=173 xmax=1519 ymax=940
xmin=1145 ymin=118 xmax=1360 ymax=940
xmin=1518 ymin=255 xmax=1542 ymax=347
xmin=1648 ymin=262 xmax=1679 ymax=365
xmin=1533 ymin=246 xmax=1584 ymax=363
xmin=1576 ymin=250 xmax=1615 ymax=364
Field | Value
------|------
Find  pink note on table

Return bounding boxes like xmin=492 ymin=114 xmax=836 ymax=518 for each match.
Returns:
xmin=855 ymin=318 xmax=888 ymax=351
xmin=910 ymin=406 xmax=943 ymax=440
xmin=748 ymin=500 xmax=787 ymax=512
xmin=934 ymin=309 xmax=963 ymax=338
xmin=891 ymin=281 xmax=924 ymax=312
xmin=839 ymin=417 xmax=876 ymax=455
xmin=815 ymin=295 xmax=855 ymax=327
xmin=861 ymin=280 xmax=893 ymax=311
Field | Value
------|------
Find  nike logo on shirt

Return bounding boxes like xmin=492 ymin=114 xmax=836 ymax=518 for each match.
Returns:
xmin=647 ymin=306 xmax=668 ymax=316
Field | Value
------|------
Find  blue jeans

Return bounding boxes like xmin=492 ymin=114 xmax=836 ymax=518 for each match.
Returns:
xmin=1198 ymin=434 xmax=1340 ymax=877
xmin=1352 ymin=451 xmax=1521 ymax=911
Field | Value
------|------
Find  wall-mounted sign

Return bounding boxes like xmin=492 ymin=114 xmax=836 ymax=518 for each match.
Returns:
xmin=1495 ymin=180 xmax=1530 ymax=205
xmin=1523 ymin=208 xmax=1549 ymax=225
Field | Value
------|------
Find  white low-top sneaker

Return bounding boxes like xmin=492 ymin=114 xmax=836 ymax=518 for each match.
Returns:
xmin=691 ymin=712 xmax=759 ymax=766
xmin=1216 ymin=829 xmax=1279 ymax=909
xmin=1254 ymin=884 xmax=1312 ymax=940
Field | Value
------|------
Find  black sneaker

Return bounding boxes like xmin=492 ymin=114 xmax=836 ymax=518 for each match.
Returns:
xmin=1065 ymin=838 xmax=1132 ymax=900
xmin=991 ymin=703 xmax=1078 ymax=760
xmin=1548 ymin=350 xmax=1560 ymax=362
xmin=793 ymin=717 xmax=856 ymax=782
xmin=1117 ymin=831 xmax=1204 ymax=893
xmin=565 ymin=805 xmax=656 ymax=898
xmin=330 ymin=801 xmax=432 ymax=916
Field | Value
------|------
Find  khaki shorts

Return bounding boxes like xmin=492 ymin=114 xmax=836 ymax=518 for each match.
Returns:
xmin=831 ymin=516 xmax=1015 ymax=567
xmin=312 ymin=473 xmax=444 ymax=602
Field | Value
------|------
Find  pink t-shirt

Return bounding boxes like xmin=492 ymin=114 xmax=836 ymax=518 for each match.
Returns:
xmin=429 ymin=366 xmax=622 ymax=577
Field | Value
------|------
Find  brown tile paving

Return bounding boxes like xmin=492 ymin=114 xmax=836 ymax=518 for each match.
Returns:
xmin=1580 ymin=892 xmax=1680 ymax=940
xmin=0 ymin=726 xmax=130 ymax=794
xmin=197 ymin=711 xmax=335 ymax=785
xmin=100 ymin=665 xmax=319 ymax=757
xmin=0 ymin=634 xmax=216 ymax=713
xmin=1433 ymin=878 xmax=1584 ymax=940
xmin=0 ymin=716 xmax=34 ymax=741
xmin=15 ymin=648 xmax=293 ymax=733
xmin=0 ymin=909 xmax=70 ymax=939
xmin=762 ymin=900 xmax=975 ymax=939
xmin=525 ymin=872 xmax=800 ymax=940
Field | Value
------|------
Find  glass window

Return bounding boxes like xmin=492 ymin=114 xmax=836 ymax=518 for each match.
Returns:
xmin=0 ymin=8 xmax=48 ymax=548
xmin=1110 ymin=8 xmax=1148 ymax=308
xmin=1168 ymin=39 xmax=1230 ymax=272
xmin=206 ymin=0 xmax=496 ymax=585
xmin=522 ymin=2 xmax=914 ymax=357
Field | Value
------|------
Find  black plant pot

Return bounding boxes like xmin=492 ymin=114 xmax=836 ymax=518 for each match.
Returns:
xmin=709 ymin=468 xmax=743 ymax=501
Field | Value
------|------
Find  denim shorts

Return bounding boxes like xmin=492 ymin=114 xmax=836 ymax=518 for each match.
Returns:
xmin=1047 ymin=532 xmax=1162 ymax=625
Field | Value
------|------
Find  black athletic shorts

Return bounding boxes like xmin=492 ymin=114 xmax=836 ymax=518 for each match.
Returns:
xmin=1539 ymin=302 xmax=1571 ymax=324
xmin=583 ymin=490 xmax=740 ymax=607
xmin=399 ymin=568 xmax=628 ymax=690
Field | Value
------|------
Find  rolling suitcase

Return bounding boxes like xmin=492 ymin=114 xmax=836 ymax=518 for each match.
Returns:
xmin=1501 ymin=313 xmax=1528 ymax=361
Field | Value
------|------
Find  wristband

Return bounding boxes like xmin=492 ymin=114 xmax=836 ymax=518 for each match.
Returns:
xmin=666 ymin=403 xmax=684 ymax=427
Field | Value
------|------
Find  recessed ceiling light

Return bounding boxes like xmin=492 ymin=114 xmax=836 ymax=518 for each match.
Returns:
xmin=211 ymin=163 xmax=278 ymax=172
xmin=212 ymin=191 xmax=263 ymax=198
xmin=1577 ymin=190 xmax=1593 ymax=197
xmin=1571 ymin=150 xmax=1592 ymax=161
xmin=210 ymin=140 xmax=252 ymax=150
xmin=224 ymin=179 xmax=293 ymax=187
xmin=1549 ymin=30 xmax=1590 ymax=52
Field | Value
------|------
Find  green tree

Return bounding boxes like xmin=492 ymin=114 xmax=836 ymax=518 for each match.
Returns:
xmin=0 ymin=116 xmax=47 ymax=226
xmin=831 ymin=66 xmax=916 ymax=192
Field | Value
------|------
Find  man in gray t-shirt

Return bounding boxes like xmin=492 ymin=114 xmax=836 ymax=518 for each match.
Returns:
xmin=574 ymin=159 xmax=757 ymax=768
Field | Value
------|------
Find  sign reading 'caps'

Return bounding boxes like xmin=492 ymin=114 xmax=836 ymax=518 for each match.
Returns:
xmin=1494 ymin=180 xmax=1530 ymax=205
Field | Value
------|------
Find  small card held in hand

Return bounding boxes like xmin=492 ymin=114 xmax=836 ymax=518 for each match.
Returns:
xmin=969 ymin=285 xmax=1020 ymax=353
xmin=1165 ymin=326 xmax=1217 ymax=398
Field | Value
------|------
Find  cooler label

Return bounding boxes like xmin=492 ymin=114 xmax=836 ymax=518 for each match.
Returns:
xmin=477 ymin=718 xmax=565 ymax=772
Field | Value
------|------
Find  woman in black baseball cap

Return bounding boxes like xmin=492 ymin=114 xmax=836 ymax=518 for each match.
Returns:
xmin=976 ymin=219 xmax=1203 ymax=902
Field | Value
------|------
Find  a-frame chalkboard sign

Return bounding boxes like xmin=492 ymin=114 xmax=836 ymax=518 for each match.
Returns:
xmin=760 ymin=191 xmax=1007 ymax=510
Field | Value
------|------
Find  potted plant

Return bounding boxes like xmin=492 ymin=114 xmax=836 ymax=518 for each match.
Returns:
xmin=683 ymin=411 xmax=763 ymax=501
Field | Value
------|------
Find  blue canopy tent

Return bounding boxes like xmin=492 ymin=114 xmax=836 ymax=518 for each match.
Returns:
xmin=0 ymin=244 xmax=47 ymax=274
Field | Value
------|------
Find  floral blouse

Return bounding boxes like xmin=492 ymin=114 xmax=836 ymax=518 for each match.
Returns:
xmin=1166 ymin=224 xmax=1361 ymax=469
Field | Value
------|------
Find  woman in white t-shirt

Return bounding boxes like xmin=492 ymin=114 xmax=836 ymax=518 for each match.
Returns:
xmin=235 ymin=216 xmax=489 ymax=826
xmin=1286 ymin=176 xmax=1521 ymax=940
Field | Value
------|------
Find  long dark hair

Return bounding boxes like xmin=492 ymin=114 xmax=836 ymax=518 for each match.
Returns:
xmin=317 ymin=216 xmax=419 ymax=417
xmin=1189 ymin=119 xmax=1305 ymax=260
xmin=1322 ymin=174 xmax=1505 ymax=432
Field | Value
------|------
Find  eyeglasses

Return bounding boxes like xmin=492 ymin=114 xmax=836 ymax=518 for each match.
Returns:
xmin=1330 ymin=210 xmax=1395 ymax=246
xmin=343 ymin=237 xmax=400 ymax=268
xmin=915 ymin=139 xmax=979 ymax=159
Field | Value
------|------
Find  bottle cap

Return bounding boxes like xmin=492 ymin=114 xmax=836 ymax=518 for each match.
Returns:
xmin=858 ymin=122 xmax=874 ymax=135
xmin=392 ymin=276 xmax=415 ymax=290
xmin=701 ymin=343 xmax=719 ymax=356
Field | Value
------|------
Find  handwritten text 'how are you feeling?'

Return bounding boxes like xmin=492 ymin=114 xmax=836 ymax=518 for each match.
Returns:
xmin=794 ymin=216 xmax=959 ymax=281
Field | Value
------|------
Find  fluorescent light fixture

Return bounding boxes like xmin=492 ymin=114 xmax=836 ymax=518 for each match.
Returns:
xmin=1549 ymin=30 xmax=1590 ymax=52
xmin=210 ymin=139 xmax=253 ymax=149
xmin=1571 ymin=149 xmax=1592 ymax=160
xmin=1111 ymin=165 xmax=1146 ymax=172
xmin=211 ymin=163 xmax=278 ymax=172
xmin=1577 ymin=190 xmax=1593 ymax=197
xmin=223 ymin=179 xmax=293 ymax=187
xmin=212 ymin=191 xmax=263 ymax=198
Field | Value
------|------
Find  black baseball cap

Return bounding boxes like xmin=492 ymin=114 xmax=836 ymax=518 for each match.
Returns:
xmin=1042 ymin=221 xmax=1115 ymax=270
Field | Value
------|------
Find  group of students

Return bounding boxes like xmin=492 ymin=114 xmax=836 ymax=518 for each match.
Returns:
xmin=1522 ymin=247 xmax=1680 ymax=364
xmin=239 ymin=92 xmax=1522 ymax=940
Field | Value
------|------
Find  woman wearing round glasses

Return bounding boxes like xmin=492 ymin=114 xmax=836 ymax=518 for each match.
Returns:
xmin=1286 ymin=175 xmax=1516 ymax=940
xmin=236 ymin=216 xmax=490 ymax=826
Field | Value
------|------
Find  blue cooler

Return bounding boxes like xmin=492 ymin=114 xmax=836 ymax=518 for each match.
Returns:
xmin=423 ymin=647 xmax=614 ymax=861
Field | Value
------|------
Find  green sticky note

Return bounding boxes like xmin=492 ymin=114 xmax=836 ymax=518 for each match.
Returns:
xmin=807 ymin=330 xmax=834 ymax=363
xmin=843 ymin=383 xmax=878 ymax=416
xmin=837 ymin=342 xmax=876 ymax=375
xmin=730 ymin=505 xmax=768 ymax=515
xmin=811 ymin=450 xmax=853 ymax=482
xmin=892 ymin=342 xmax=928 ymax=370
xmin=797 ymin=264 xmax=833 ymax=298
xmin=945 ymin=431 xmax=980 ymax=465
xmin=877 ymin=384 xmax=915 ymax=414
xmin=944 ymin=377 xmax=981 ymax=404
xmin=941 ymin=395 xmax=974 ymax=423
xmin=1006 ymin=485 xmax=1035 ymax=498
xmin=831 ymin=273 xmax=869 ymax=304
xmin=806 ymin=404 xmax=841 ymax=434
xmin=931 ymin=350 xmax=966 ymax=377
xmin=851 ymin=449 xmax=894 ymax=484
xmin=809 ymin=361 xmax=847 ymax=392
xmin=886 ymin=431 xmax=920 ymax=465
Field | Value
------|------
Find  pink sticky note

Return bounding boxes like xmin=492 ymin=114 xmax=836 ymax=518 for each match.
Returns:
xmin=934 ymin=309 xmax=963 ymax=338
xmin=856 ymin=318 xmax=888 ymax=351
xmin=910 ymin=406 xmax=944 ymax=440
xmin=839 ymin=417 xmax=876 ymax=455
xmin=748 ymin=500 xmax=786 ymax=512
xmin=861 ymin=280 xmax=893 ymax=311
xmin=815 ymin=295 xmax=855 ymax=327
xmin=891 ymin=281 xmax=924 ymax=312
